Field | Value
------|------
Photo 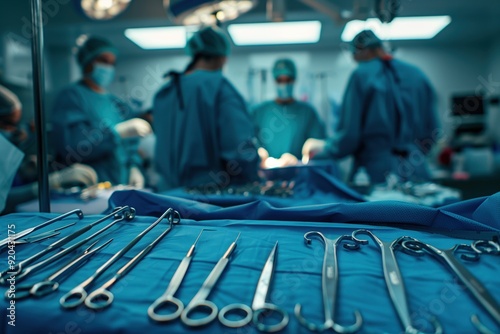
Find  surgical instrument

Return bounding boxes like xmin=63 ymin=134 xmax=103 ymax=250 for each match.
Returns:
xmin=218 ymin=241 xmax=289 ymax=332
xmin=399 ymin=237 xmax=500 ymax=333
xmin=8 ymin=239 xmax=112 ymax=300
xmin=351 ymin=229 xmax=442 ymax=334
xmin=60 ymin=208 xmax=179 ymax=309
xmin=295 ymin=231 xmax=363 ymax=333
xmin=84 ymin=209 xmax=181 ymax=310
xmin=180 ymin=232 xmax=241 ymax=327
xmin=1 ymin=222 xmax=76 ymax=250
xmin=2 ymin=206 xmax=134 ymax=284
xmin=148 ymin=229 xmax=206 ymax=322
xmin=0 ymin=209 xmax=83 ymax=248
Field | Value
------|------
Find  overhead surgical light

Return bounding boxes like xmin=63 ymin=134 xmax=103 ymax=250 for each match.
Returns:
xmin=228 ymin=21 xmax=322 ymax=46
xmin=341 ymin=16 xmax=452 ymax=42
xmin=77 ymin=0 xmax=132 ymax=20
xmin=164 ymin=0 xmax=257 ymax=26
xmin=124 ymin=27 xmax=188 ymax=50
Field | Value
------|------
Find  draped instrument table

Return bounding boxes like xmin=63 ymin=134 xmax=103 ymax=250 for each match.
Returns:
xmin=1 ymin=190 xmax=499 ymax=334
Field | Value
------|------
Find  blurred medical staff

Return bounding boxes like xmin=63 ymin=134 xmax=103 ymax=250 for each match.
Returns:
xmin=153 ymin=26 xmax=259 ymax=190
xmin=0 ymin=85 xmax=96 ymax=214
xmin=252 ymin=58 xmax=325 ymax=167
xmin=51 ymin=36 xmax=151 ymax=187
xmin=303 ymin=30 xmax=439 ymax=184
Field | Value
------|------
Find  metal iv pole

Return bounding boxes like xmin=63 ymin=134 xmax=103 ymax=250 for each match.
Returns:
xmin=30 ymin=0 xmax=51 ymax=212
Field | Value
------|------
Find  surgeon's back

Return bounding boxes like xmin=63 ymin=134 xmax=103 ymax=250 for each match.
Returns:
xmin=153 ymin=69 xmax=259 ymax=191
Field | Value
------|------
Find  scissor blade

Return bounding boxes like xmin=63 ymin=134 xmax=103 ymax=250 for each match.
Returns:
xmin=444 ymin=251 xmax=500 ymax=324
xmin=252 ymin=242 xmax=278 ymax=310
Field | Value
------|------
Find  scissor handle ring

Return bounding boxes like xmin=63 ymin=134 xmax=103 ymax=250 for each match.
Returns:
xmin=253 ymin=303 xmax=290 ymax=333
xmin=148 ymin=296 xmax=184 ymax=322
xmin=31 ymin=280 xmax=60 ymax=298
xmin=84 ymin=288 xmax=114 ymax=310
xmin=181 ymin=300 xmax=218 ymax=327
xmin=7 ymin=285 xmax=32 ymax=300
xmin=60 ymin=287 xmax=88 ymax=309
xmin=218 ymin=303 xmax=252 ymax=328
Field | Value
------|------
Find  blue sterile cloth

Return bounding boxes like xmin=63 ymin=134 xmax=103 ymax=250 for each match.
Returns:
xmin=0 ymin=211 xmax=498 ymax=334
xmin=107 ymin=190 xmax=500 ymax=232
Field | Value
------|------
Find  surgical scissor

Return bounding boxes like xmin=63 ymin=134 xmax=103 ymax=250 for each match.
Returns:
xmin=7 ymin=239 xmax=112 ymax=300
xmin=295 ymin=231 xmax=363 ymax=333
xmin=148 ymin=229 xmax=206 ymax=322
xmin=350 ymin=230 xmax=442 ymax=334
xmin=180 ymin=232 xmax=241 ymax=327
xmin=84 ymin=209 xmax=180 ymax=310
xmin=60 ymin=208 xmax=178 ymax=309
xmin=2 ymin=206 xmax=135 ymax=284
xmin=218 ymin=241 xmax=289 ymax=332
xmin=0 ymin=209 xmax=83 ymax=248
xmin=398 ymin=237 xmax=500 ymax=334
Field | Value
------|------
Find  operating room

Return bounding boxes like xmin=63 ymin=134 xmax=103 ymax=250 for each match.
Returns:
xmin=0 ymin=1 xmax=499 ymax=334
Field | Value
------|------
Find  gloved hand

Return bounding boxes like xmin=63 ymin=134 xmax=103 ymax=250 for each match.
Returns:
xmin=114 ymin=118 xmax=152 ymax=139
xmin=301 ymin=138 xmax=327 ymax=164
xmin=128 ymin=166 xmax=145 ymax=189
xmin=49 ymin=163 xmax=98 ymax=189
xmin=258 ymin=147 xmax=269 ymax=169
xmin=279 ymin=153 xmax=298 ymax=167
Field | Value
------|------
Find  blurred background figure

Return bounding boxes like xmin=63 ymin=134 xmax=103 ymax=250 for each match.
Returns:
xmin=153 ymin=26 xmax=259 ymax=191
xmin=303 ymin=30 xmax=440 ymax=184
xmin=252 ymin=58 xmax=325 ymax=168
xmin=0 ymin=85 xmax=97 ymax=214
xmin=50 ymin=36 xmax=151 ymax=188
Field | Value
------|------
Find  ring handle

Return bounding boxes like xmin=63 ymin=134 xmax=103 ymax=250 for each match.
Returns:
xmin=60 ymin=287 xmax=88 ymax=309
xmin=253 ymin=303 xmax=290 ymax=332
xmin=6 ymin=285 xmax=32 ymax=300
xmin=218 ymin=303 xmax=252 ymax=328
xmin=181 ymin=300 xmax=218 ymax=327
xmin=84 ymin=288 xmax=114 ymax=310
xmin=30 ymin=280 xmax=60 ymax=298
xmin=148 ymin=296 xmax=184 ymax=322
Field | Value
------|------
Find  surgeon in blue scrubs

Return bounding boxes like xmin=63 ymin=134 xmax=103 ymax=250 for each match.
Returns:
xmin=303 ymin=30 xmax=440 ymax=184
xmin=252 ymin=58 xmax=325 ymax=167
xmin=51 ymin=36 xmax=151 ymax=187
xmin=153 ymin=26 xmax=259 ymax=190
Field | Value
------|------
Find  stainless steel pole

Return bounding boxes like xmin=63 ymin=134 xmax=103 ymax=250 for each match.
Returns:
xmin=30 ymin=0 xmax=50 ymax=212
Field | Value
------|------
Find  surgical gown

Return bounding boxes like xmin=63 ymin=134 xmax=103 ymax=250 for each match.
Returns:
xmin=252 ymin=101 xmax=325 ymax=158
xmin=327 ymin=58 xmax=439 ymax=183
xmin=153 ymin=70 xmax=259 ymax=191
xmin=51 ymin=82 xmax=137 ymax=185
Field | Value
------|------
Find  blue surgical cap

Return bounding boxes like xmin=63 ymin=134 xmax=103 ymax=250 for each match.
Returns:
xmin=77 ymin=36 xmax=119 ymax=68
xmin=272 ymin=59 xmax=297 ymax=80
xmin=352 ymin=30 xmax=382 ymax=51
xmin=186 ymin=26 xmax=231 ymax=57
xmin=0 ymin=85 xmax=21 ymax=116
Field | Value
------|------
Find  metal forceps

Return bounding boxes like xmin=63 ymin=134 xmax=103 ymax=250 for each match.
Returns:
xmin=60 ymin=208 xmax=179 ymax=309
xmin=1 ymin=223 xmax=76 ymax=250
xmin=8 ymin=239 xmax=112 ymax=300
xmin=350 ymin=230 xmax=442 ymax=334
xmin=2 ymin=206 xmax=134 ymax=283
xmin=398 ymin=237 xmax=500 ymax=334
xmin=295 ymin=231 xmax=363 ymax=333
xmin=148 ymin=229 xmax=206 ymax=322
xmin=218 ymin=241 xmax=289 ymax=332
xmin=180 ymin=233 xmax=241 ymax=327
xmin=0 ymin=209 xmax=83 ymax=248
xmin=84 ymin=209 xmax=181 ymax=310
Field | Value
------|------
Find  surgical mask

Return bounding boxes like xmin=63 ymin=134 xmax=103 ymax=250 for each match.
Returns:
xmin=276 ymin=83 xmax=294 ymax=99
xmin=91 ymin=63 xmax=115 ymax=89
